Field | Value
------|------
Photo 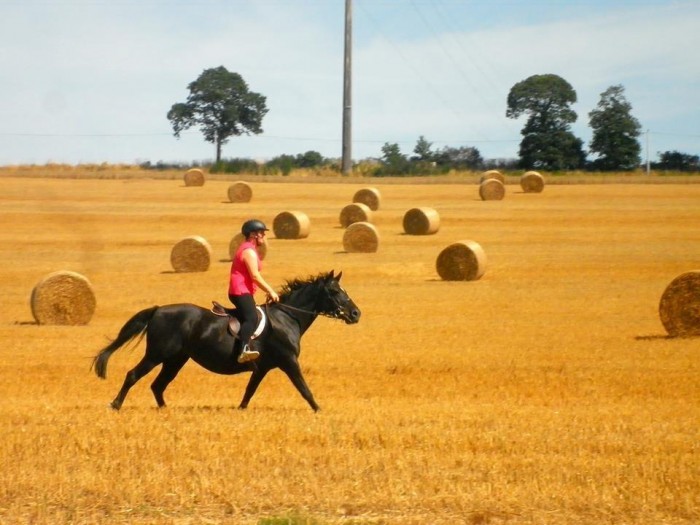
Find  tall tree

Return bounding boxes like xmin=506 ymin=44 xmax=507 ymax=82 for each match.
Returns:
xmin=167 ymin=66 xmax=268 ymax=162
xmin=412 ymin=136 xmax=434 ymax=162
xmin=588 ymin=85 xmax=642 ymax=171
xmin=506 ymin=74 xmax=585 ymax=170
xmin=378 ymin=142 xmax=409 ymax=175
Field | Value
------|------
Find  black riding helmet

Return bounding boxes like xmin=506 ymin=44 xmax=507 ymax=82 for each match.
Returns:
xmin=241 ymin=219 xmax=269 ymax=237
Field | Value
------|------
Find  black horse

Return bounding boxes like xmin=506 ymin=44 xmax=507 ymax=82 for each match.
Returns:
xmin=92 ymin=271 xmax=360 ymax=411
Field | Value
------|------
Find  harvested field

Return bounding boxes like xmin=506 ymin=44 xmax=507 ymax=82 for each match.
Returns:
xmin=0 ymin=176 xmax=699 ymax=525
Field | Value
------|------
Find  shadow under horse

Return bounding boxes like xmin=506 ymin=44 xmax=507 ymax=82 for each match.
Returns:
xmin=92 ymin=271 xmax=360 ymax=411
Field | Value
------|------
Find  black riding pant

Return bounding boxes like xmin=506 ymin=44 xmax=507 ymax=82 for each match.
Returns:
xmin=229 ymin=293 xmax=256 ymax=348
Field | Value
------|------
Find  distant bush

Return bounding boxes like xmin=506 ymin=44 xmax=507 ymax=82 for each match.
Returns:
xmin=652 ymin=150 xmax=699 ymax=172
xmin=210 ymin=158 xmax=259 ymax=174
xmin=139 ymin=160 xmax=207 ymax=171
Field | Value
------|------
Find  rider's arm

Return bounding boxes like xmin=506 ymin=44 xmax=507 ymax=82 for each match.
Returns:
xmin=242 ymin=248 xmax=279 ymax=302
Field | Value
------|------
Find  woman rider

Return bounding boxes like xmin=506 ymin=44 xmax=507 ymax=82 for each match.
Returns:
xmin=229 ymin=219 xmax=279 ymax=363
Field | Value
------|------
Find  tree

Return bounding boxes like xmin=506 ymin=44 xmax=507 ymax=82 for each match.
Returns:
xmin=167 ymin=66 xmax=268 ymax=163
xmin=588 ymin=85 xmax=642 ymax=170
xmin=295 ymin=150 xmax=325 ymax=168
xmin=378 ymin=142 xmax=409 ymax=175
xmin=412 ymin=136 xmax=434 ymax=162
xmin=519 ymin=130 xmax=586 ymax=171
xmin=506 ymin=74 xmax=585 ymax=170
xmin=433 ymin=145 xmax=483 ymax=170
xmin=654 ymin=150 xmax=700 ymax=172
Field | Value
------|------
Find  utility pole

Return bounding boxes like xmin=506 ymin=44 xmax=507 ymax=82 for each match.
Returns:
xmin=341 ymin=0 xmax=352 ymax=176
xmin=646 ymin=129 xmax=650 ymax=175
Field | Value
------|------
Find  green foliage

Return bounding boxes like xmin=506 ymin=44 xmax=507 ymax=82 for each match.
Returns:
xmin=167 ymin=66 xmax=268 ymax=162
xmin=653 ymin=150 xmax=700 ymax=172
xmin=412 ymin=135 xmax=434 ymax=161
xmin=295 ymin=150 xmax=326 ymax=168
xmin=265 ymin=154 xmax=296 ymax=176
xmin=434 ymin=145 xmax=483 ymax=170
xmin=588 ymin=85 xmax=642 ymax=170
xmin=507 ymin=74 xmax=584 ymax=170
xmin=373 ymin=139 xmax=486 ymax=176
xmin=377 ymin=142 xmax=410 ymax=176
xmin=210 ymin=157 xmax=259 ymax=174
xmin=520 ymin=130 xmax=586 ymax=171
xmin=507 ymin=74 xmax=578 ymax=126
xmin=139 ymin=160 xmax=202 ymax=171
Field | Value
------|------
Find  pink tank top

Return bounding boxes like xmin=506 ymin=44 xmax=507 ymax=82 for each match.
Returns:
xmin=229 ymin=240 xmax=261 ymax=296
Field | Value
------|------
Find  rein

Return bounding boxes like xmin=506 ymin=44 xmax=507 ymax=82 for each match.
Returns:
xmin=274 ymin=302 xmax=318 ymax=316
xmin=272 ymin=301 xmax=342 ymax=320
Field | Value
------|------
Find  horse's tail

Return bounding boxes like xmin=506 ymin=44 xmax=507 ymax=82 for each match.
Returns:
xmin=92 ymin=306 xmax=159 ymax=379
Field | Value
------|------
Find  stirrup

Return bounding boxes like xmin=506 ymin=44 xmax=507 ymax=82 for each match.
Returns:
xmin=237 ymin=346 xmax=260 ymax=363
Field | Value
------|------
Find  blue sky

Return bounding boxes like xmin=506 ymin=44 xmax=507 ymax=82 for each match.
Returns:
xmin=1 ymin=0 xmax=698 ymax=165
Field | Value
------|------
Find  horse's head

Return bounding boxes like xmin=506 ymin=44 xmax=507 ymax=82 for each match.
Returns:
xmin=317 ymin=270 xmax=361 ymax=324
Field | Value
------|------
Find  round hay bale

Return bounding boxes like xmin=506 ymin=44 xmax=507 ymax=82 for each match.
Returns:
xmin=403 ymin=207 xmax=440 ymax=235
xmin=479 ymin=179 xmax=505 ymax=201
xmin=170 ymin=235 xmax=212 ymax=272
xmin=184 ymin=168 xmax=205 ymax=187
xmin=353 ymin=187 xmax=381 ymax=211
xmin=273 ymin=211 xmax=310 ymax=239
xmin=343 ymin=222 xmax=379 ymax=253
xmin=479 ymin=170 xmax=505 ymax=184
xmin=520 ymin=171 xmax=545 ymax=193
xmin=659 ymin=271 xmax=700 ymax=337
xmin=227 ymin=181 xmax=253 ymax=203
xmin=30 ymin=270 xmax=96 ymax=325
xmin=436 ymin=240 xmax=487 ymax=281
xmin=339 ymin=203 xmax=372 ymax=228
xmin=229 ymin=232 xmax=268 ymax=260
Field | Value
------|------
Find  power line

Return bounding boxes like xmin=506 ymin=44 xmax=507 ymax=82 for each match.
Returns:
xmin=356 ymin=0 xmax=490 ymax=141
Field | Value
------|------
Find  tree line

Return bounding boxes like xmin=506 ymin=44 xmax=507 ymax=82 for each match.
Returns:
xmin=164 ymin=67 xmax=698 ymax=175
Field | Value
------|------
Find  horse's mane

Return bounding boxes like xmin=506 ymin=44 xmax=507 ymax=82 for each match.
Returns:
xmin=278 ymin=271 xmax=331 ymax=300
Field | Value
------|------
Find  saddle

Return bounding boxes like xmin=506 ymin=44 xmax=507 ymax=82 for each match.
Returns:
xmin=211 ymin=301 xmax=267 ymax=340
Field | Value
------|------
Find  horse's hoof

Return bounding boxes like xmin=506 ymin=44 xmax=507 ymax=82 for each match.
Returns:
xmin=109 ymin=401 xmax=121 ymax=410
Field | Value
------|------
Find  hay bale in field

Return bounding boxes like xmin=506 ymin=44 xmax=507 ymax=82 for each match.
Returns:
xmin=30 ymin=270 xmax=96 ymax=325
xmin=229 ymin=232 xmax=268 ymax=260
xmin=170 ymin=235 xmax=212 ymax=272
xmin=273 ymin=211 xmax=310 ymax=239
xmin=436 ymin=240 xmax=487 ymax=281
xmin=479 ymin=178 xmax=505 ymax=201
xmin=353 ymin=187 xmax=381 ymax=211
xmin=343 ymin=222 xmax=379 ymax=253
xmin=403 ymin=207 xmax=440 ymax=235
xmin=659 ymin=270 xmax=700 ymax=337
xmin=339 ymin=203 xmax=372 ymax=228
xmin=479 ymin=170 xmax=505 ymax=184
xmin=227 ymin=181 xmax=252 ymax=203
xmin=184 ymin=168 xmax=205 ymax=187
xmin=520 ymin=171 xmax=545 ymax=193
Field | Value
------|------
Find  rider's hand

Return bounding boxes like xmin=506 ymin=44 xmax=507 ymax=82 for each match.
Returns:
xmin=268 ymin=291 xmax=280 ymax=303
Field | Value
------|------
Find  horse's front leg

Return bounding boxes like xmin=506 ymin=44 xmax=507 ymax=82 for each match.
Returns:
xmin=238 ymin=365 xmax=270 ymax=409
xmin=279 ymin=356 xmax=320 ymax=412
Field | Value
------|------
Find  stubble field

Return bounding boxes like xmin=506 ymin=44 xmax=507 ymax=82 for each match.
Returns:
xmin=0 ymin=174 xmax=698 ymax=524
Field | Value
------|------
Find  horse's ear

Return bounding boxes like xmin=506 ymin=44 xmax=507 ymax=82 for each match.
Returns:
xmin=327 ymin=269 xmax=335 ymax=281
xmin=336 ymin=271 xmax=343 ymax=281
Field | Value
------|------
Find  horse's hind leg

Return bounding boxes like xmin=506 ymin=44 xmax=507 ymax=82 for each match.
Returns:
xmin=111 ymin=356 xmax=158 ymax=410
xmin=150 ymin=353 xmax=189 ymax=408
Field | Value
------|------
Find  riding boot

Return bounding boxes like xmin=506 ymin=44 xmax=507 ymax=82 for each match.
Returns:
xmin=237 ymin=341 xmax=260 ymax=363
